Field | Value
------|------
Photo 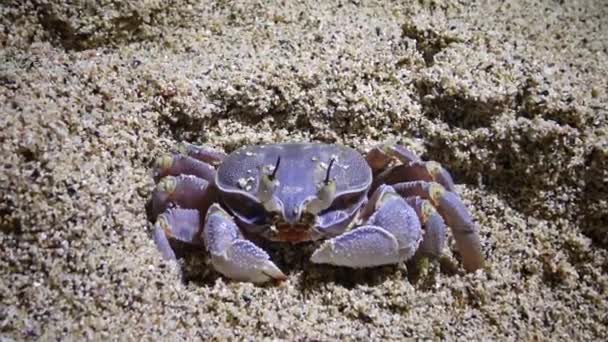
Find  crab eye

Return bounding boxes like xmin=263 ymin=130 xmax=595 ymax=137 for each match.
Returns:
xmin=304 ymin=158 xmax=338 ymax=215
xmin=258 ymin=173 xmax=279 ymax=202
xmin=304 ymin=180 xmax=337 ymax=215
xmin=257 ymin=156 xmax=282 ymax=212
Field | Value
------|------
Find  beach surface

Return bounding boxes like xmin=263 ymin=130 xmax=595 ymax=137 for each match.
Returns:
xmin=1 ymin=0 xmax=607 ymax=339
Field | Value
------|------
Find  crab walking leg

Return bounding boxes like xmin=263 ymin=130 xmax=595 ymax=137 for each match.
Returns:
xmin=405 ymin=197 xmax=446 ymax=257
xmin=393 ymin=181 xmax=484 ymax=272
xmin=203 ymin=204 xmax=287 ymax=283
xmin=153 ymin=208 xmax=202 ymax=260
xmin=365 ymin=144 xmax=421 ymax=173
xmin=178 ymin=142 xmax=226 ymax=167
xmin=153 ymin=154 xmax=216 ymax=183
xmin=150 ymin=175 xmax=216 ymax=220
xmin=311 ymin=185 xmax=422 ymax=267
xmin=372 ymin=161 xmax=456 ymax=192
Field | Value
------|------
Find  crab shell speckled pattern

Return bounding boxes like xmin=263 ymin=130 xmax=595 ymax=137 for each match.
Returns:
xmin=215 ymin=143 xmax=372 ymax=241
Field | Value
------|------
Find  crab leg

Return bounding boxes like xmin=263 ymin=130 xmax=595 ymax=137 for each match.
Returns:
xmin=153 ymin=154 xmax=216 ymax=183
xmin=153 ymin=208 xmax=202 ymax=260
xmin=393 ymin=181 xmax=484 ymax=272
xmin=311 ymin=185 xmax=422 ymax=267
xmin=405 ymin=196 xmax=446 ymax=257
xmin=178 ymin=142 xmax=226 ymax=167
xmin=366 ymin=144 xmax=455 ymax=192
xmin=203 ymin=204 xmax=287 ymax=283
xmin=372 ymin=161 xmax=456 ymax=192
xmin=365 ymin=144 xmax=421 ymax=173
xmin=150 ymin=175 xmax=216 ymax=220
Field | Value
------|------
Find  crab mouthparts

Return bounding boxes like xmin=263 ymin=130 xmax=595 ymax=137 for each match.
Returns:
xmin=272 ymin=223 xmax=314 ymax=242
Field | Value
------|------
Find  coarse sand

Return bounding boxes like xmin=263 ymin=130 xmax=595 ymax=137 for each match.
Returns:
xmin=1 ymin=0 xmax=607 ymax=340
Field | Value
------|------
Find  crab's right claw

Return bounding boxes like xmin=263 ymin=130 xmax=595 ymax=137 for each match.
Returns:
xmin=311 ymin=186 xmax=422 ymax=268
xmin=203 ymin=204 xmax=287 ymax=283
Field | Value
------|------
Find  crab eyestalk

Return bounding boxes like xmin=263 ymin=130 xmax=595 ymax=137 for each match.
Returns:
xmin=257 ymin=156 xmax=282 ymax=212
xmin=304 ymin=158 xmax=337 ymax=215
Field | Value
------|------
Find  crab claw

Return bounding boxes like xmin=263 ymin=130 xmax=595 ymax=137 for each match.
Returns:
xmin=203 ymin=204 xmax=287 ymax=283
xmin=311 ymin=185 xmax=422 ymax=267
xmin=311 ymin=226 xmax=403 ymax=267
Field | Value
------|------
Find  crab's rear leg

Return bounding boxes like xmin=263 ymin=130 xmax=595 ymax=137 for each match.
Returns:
xmin=154 ymin=143 xmax=225 ymax=182
xmin=204 ymin=204 xmax=287 ymax=283
xmin=178 ymin=142 xmax=226 ymax=167
xmin=366 ymin=144 xmax=455 ymax=192
xmin=372 ymin=161 xmax=456 ymax=193
xmin=154 ymin=152 xmax=218 ymax=183
xmin=311 ymin=186 xmax=422 ymax=267
xmin=393 ymin=181 xmax=484 ymax=272
xmin=366 ymin=144 xmax=421 ymax=173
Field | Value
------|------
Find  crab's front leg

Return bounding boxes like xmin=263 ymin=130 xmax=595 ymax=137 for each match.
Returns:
xmin=204 ymin=204 xmax=287 ymax=283
xmin=311 ymin=186 xmax=422 ymax=267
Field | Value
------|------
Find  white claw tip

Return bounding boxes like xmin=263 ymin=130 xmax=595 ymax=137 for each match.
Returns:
xmin=310 ymin=241 xmax=334 ymax=264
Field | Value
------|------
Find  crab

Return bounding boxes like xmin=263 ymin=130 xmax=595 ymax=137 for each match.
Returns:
xmin=149 ymin=142 xmax=484 ymax=283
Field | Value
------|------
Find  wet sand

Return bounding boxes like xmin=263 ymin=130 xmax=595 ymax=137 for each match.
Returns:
xmin=1 ymin=1 xmax=607 ymax=339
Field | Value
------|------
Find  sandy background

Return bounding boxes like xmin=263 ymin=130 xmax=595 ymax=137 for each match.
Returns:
xmin=1 ymin=0 xmax=607 ymax=340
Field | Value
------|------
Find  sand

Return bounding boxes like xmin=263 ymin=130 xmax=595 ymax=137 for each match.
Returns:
xmin=1 ymin=0 xmax=607 ymax=340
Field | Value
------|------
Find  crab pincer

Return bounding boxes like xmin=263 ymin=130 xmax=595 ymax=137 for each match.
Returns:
xmin=203 ymin=204 xmax=287 ymax=283
xmin=311 ymin=185 xmax=422 ymax=267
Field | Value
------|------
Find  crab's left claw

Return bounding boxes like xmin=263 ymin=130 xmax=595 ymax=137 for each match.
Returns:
xmin=204 ymin=204 xmax=287 ymax=283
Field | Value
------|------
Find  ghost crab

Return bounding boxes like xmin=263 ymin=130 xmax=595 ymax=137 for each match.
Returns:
xmin=150 ymin=142 xmax=484 ymax=283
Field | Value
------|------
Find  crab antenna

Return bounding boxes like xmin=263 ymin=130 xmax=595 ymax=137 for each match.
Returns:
xmin=271 ymin=156 xmax=281 ymax=179
xmin=324 ymin=158 xmax=336 ymax=184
